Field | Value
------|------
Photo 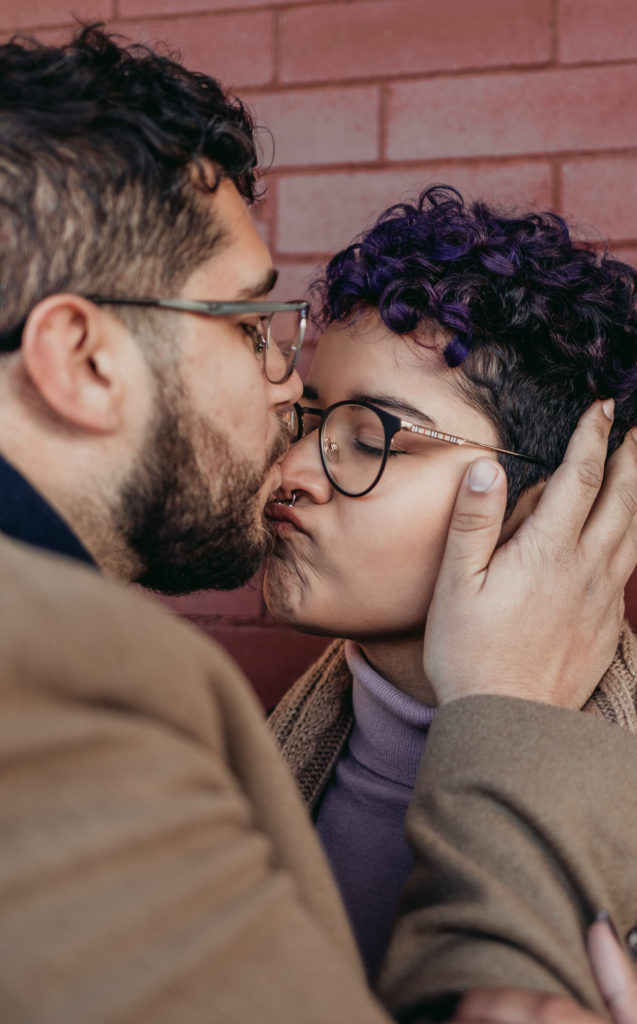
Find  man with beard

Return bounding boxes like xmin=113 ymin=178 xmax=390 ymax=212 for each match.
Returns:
xmin=0 ymin=22 xmax=636 ymax=1024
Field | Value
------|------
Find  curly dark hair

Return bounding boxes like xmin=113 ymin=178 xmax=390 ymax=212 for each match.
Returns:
xmin=318 ymin=186 xmax=637 ymax=511
xmin=0 ymin=24 xmax=258 ymax=345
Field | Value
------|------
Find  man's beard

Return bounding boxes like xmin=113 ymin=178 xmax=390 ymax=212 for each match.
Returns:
xmin=115 ymin=381 xmax=288 ymax=595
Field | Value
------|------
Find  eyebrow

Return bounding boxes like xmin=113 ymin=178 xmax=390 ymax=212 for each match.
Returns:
xmin=303 ymin=384 xmax=438 ymax=427
xmin=236 ymin=267 xmax=279 ymax=300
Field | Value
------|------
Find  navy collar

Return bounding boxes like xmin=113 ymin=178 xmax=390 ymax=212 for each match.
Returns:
xmin=0 ymin=453 xmax=96 ymax=567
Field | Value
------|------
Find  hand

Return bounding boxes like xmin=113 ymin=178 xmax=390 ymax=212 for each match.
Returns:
xmin=445 ymin=920 xmax=637 ymax=1023
xmin=424 ymin=400 xmax=637 ymax=708
xmin=448 ymin=988 xmax=608 ymax=1023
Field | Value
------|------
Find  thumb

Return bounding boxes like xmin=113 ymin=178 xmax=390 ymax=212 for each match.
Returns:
xmin=588 ymin=919 xmax=637 ymax=1024
xmin=440 ymin=458 xmax=508 ymax=583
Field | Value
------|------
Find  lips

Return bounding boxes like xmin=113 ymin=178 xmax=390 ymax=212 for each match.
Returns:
xmin=265 ymin=501 xmax=307 ymax=535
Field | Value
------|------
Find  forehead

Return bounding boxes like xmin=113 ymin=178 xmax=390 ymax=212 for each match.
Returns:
xmin=181 ymin=178 xmax=274 ymax=300
xmin=308 ymin=311 xmax=498 ymax=440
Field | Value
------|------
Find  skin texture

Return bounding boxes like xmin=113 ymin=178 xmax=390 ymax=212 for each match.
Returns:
xmin=264 ymin=310 xmax=532 ymax=703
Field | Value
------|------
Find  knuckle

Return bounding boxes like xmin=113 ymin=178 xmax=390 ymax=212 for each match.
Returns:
xmin=614 ymin=481 xmax=637 ymax=521
xmin=575 ymin=458 xmax=604 ymax=493
xmin=450 ymin=509 xmax=496 ymax=534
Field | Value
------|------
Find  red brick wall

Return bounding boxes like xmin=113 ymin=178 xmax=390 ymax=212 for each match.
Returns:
xmin=6 ymin=1 xmax=637 ymax=703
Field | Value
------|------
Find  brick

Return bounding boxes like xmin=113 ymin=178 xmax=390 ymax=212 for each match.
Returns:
xmin=276 ymin=162 xmax=552 ymax=255
xmin=266 ymin=260 xmax=323 ymax=304
xmin=120 ymin=0 xmax=301 ymax=17
xmin=250 ymin=86 xmax=380 ymax=167
xmin=279 ymin=0 xmax=551 ymax=84
xmin=109 ymin=12 xmax=273 ymax=88
xmin=558 ymin=0 xmax=637 ymax=64
xmin=387 ymin=65 xmax=637 ymax=161
xmin=0 ymin=25 xmax=78 ymax=45
xmin=1 ymin=0 xmax=112 ymax=29
xmin=199 ymin=624 xmax=332 ymax=708
xmin=562 ymin=157 xmax=637 ymax=242
xmin=609 ymin=246 xmax=637 ymax=269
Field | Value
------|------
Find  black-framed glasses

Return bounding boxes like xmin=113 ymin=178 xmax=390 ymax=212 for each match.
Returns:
xmin=87 ymin=296 xmax=309 ymax=384
xmin=283 ymin=400 xmax=545 ymax=497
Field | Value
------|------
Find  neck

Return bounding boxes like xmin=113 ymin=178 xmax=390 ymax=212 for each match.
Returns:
xmin=63 ymin=490 xmax=143 ymax=582
xmin=357 ymin=634 xmax=436 ymax=704
xmin=0 ymin=442 xmax=140 ymax=584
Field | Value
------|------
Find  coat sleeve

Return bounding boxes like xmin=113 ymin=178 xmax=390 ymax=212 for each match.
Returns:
xmin=378 ymin=695 xmax=637 ymax=1021
xmin=0 ymin=537 xmax=391 ymax=1024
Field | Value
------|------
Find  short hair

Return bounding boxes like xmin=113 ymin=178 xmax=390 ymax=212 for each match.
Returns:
xmin=0 ymin=24 xmax=258 ymax=347
xmin=317 ymin=186 xmax=637 ymax=511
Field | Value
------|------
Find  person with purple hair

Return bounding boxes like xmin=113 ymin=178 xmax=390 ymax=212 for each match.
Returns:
xmin=263 ymin=186 xmax=637 ymax=1012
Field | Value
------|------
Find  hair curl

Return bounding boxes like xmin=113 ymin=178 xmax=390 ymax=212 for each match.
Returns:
xmin=317 ymin=186 xmax=637 ymax=510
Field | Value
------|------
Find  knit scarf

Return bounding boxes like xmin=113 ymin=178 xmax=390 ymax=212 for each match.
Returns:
xmin=269 ymin=625 xmax=637 ymax=810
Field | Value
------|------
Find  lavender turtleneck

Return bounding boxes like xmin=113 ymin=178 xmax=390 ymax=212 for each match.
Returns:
xmin=314 ymin=640 xmax=437 ymax=981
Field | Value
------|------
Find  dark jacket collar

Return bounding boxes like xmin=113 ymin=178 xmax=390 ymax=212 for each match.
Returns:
xmin=0 ymin=452 xmax=95 ymax=567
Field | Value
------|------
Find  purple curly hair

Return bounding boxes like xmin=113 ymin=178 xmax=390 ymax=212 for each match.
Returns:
xmin=317 ymin=186 xmax=637 ymax=511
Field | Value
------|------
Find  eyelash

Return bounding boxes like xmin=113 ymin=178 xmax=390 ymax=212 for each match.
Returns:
xmin=240 ymin=321 xmax=266 ymax=353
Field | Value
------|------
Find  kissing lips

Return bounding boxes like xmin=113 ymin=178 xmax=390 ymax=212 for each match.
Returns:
xmin=265 ymin=501 xmax=307 ymax=537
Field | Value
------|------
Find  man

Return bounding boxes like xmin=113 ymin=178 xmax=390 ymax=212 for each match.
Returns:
xmin=0 ymin=23 xmax=635 ymax=1023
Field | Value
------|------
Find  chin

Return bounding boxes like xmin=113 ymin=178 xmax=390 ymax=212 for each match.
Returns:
xmin=263 ymin=556 xmax=314 ymax=630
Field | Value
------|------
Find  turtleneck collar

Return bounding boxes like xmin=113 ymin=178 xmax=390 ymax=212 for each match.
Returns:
xmin=344 ymin=639 xmax=436 ymax=788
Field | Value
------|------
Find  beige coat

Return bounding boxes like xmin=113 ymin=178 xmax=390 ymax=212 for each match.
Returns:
xmin=0 ymin=532 xmax=636 ymax=1021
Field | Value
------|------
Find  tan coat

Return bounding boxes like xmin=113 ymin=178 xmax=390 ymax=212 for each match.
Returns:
xmin=1 ymin=532 xmax=637 ymax=1020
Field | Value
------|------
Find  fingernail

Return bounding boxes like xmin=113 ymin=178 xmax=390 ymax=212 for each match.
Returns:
xmin=602 ymin=398 xmax=615 ymax=420
xmin=468 ymin=459 xmax=499 ymax=493
xmin=596 ymin=909 xmax=619 ymax=941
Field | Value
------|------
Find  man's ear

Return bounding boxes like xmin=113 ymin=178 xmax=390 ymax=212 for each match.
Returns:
xmin=20 ymin=295 xmax=130 ymax=433
xmin=497 ymin=478 xmax=548 ymax=545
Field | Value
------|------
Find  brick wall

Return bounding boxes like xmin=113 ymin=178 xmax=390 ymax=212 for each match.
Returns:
xmin=5 ymin=1 xmax=637 ymax=703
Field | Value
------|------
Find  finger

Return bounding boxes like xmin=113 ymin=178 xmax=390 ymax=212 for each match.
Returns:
xmin=450 ymin=987 xmax=606 ymax=1023
xmin=435 ymin=458 xmax=508 ymax=586
xmin=584 ymin=430 xmax=637 ymax=580
xmin=529 ymin=401 xmax=613 ymax=549
xmin=588 ymin=920 xmax=637 ymax=1024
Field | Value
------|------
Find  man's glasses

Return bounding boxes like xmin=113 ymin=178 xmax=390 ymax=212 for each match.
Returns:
xmin=87 ymin=296 xmax=309 ymax=384
xmin=284 ymin=400 xmax=545 ymax=497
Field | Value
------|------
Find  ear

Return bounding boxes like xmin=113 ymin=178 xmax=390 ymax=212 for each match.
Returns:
xmin=497 ymin=478 xmax=548 ymax=545
xmin=20 ymin=295 xmax=131 ymax=433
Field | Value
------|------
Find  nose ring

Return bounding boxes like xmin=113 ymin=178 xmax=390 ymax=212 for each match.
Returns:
xmin=276 ymin=491 xmax=297 ymax=507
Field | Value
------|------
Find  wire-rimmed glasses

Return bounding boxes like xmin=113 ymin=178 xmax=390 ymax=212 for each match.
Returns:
xmin=87 ymin=296 xmax=309 ymax=384
xmin=283 ymin=400 xmax=545 ymax=497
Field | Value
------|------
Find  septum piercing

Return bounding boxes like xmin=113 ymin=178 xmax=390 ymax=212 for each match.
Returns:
xmin=275 ymin=491 xmax=297 ymax=507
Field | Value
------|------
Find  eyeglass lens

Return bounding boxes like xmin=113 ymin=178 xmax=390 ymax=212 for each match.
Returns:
xmin=265 ymin=310 xmax=302 ymax=384
xmin=319 ymin=403 xmax=388 ymax=495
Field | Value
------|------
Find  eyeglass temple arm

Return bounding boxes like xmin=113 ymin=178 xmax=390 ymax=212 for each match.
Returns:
xmin=400 ymin=421 xmax=545 ymax=466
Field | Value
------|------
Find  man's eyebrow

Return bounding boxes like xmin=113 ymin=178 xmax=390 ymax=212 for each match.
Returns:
xmin=236 ymin=267 xmax=279 ymax=300
xmin=303 ymin=383 xmax=319 ymax=401
xmin=350 ymin=391 xmax=437 ymax=426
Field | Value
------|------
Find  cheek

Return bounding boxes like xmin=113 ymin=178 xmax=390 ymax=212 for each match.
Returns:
xmin=336 ymin=474 xmax=463 ymax=618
